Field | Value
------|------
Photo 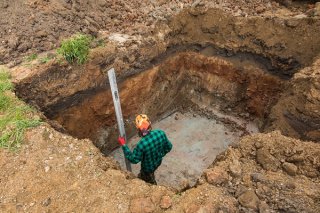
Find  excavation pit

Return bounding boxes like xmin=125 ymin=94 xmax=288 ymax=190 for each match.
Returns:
xmin=53 ymin=52 xmax=284 ymax=190
xmin=14 ymin=51 xmax=289 ymax=188
xmin=111 ymin=111 xmax=258 ymax=190
xmin=46 ymin=52 xmax=284 ymax=152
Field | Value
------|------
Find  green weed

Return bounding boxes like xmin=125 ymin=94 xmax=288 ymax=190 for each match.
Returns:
xmin=96 ymin=39 xmax=105 ymax=47
xmin=25 ymin=53 xmax=38 ymax=62
xmin=57 ymin=34 xmax=92 ymax=65
xmin=0 ymin=71 xmax=13 ymax=92
xmin=0 ymin=95 xmax=12 ymax=111
xmin=0 ymin=68 xmax=41 ymax=150
xmin=39 ymin=56 xmax=51 ymax=64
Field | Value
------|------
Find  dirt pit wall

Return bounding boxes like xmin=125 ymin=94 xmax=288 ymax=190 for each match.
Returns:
xmin=165 ymin=8 xmax=320 ymax=75
xmin=47 ymin=52 xmax=283 ymax=153
xmin=267 ymin=57 xmax=320 ymax=141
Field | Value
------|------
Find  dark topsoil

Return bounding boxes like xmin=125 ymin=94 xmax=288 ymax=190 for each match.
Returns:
xmin=1 ymin=0 xmax=319 ymax=65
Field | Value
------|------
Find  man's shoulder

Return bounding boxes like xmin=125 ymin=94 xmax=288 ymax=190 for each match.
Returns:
xmin=150 ymin=129 xmax=166 ymax=135
xmin=140 ymin=130 xmax=166 ymax=143
xmin=148 ymin=129 xmax=168 ymax=139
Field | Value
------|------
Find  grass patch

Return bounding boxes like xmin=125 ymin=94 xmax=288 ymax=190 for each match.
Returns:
xmin=25 ymin=53 xmax=38 ymax=62
xmin=39 ymin=56 xmax=51 ymax=64
xmin=0 ymin=95 xmax=12 ymax=111
xmin=0 ymin=71 xmax=13 ymax=92
xmin=57 ymin=34 xmax=92 ymax=64
xmin=0 ymin=68 xmax=41 ymax=150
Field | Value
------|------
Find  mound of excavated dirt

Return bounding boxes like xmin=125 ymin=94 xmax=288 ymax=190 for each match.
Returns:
xmin=0 ymin=124 xmax=174 ymax=212
xmin=1 ymin=124 xmax=319 ymax=212
xmin=1 ymin=0 xmax=194 ymax=65
xmin=170 ymin=131 xmax=320 ymax=212
xmin=1 ymin=0 xmax=318 ymax=66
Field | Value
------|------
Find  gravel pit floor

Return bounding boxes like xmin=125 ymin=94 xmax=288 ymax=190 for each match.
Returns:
xmin=111 ymin=110 xmax=258 ymax=190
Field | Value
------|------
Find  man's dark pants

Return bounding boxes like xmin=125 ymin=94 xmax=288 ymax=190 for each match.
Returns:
xmin=138 ymin=170 xmax=157 ymax=185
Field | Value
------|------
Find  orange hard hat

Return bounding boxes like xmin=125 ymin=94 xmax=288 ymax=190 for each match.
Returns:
xmin=135 ymin=114 xmax=151 ymax=130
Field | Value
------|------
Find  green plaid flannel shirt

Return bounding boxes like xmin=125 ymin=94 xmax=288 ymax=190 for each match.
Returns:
xmin=122 ymin=129 xmax=172 ymax=173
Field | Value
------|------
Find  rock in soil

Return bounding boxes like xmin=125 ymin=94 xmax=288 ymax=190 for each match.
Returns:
xmin=259 ymin=201 xmax=271 ymax=213
xmin=238 ymin=190 xmax=260 ymax=210
xmin=160 ymin=195 xmax=172 ymax=209
xmin=282 ymin=162 xmax=298 ymax=176
xmin=129 ymin=197 xmax=155 ymax=213
xmin=229 ymin=159 xmax=242 ymax=177
xmin=205 ymin=167 xmax=229 ymax=185
xmin=256 ymin=148 xmax=280 ymax=171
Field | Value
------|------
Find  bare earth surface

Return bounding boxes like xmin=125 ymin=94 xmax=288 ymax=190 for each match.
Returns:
xmin=1 ymin=0 xmax=320 ymax=212
xmin=1 ymin=0 xmax=319 ymax=65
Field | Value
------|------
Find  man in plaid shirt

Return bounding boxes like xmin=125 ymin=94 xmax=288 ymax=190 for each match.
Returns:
xmin=118 ymin=114 xmax=172 ymax=184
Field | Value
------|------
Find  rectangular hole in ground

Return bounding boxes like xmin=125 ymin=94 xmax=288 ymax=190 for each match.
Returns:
xmin=16 ymin=51 xmax=286 ymax=189
xmin=45 ymin=52 xmax=284 ymax=154
xmin=111 ymin=110 xmax=259 ymax=190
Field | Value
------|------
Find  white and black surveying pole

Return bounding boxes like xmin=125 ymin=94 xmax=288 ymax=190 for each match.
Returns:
xmin=108 ymin=68 xmax=132 ymax=172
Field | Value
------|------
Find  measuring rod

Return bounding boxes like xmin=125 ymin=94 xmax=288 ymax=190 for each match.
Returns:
xmin=108 ymin=68 xmax=132 ymax=172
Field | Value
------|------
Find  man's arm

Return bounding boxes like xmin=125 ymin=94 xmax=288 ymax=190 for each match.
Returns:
xmin=122 ymin=144 xmax=143 ymax=164
xmin=163 ymin=133 xmax=172 ymax=155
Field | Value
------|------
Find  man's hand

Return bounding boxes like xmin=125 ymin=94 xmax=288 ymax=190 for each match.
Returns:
xmin=118 ymin=137 xmax=126 ymax=146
